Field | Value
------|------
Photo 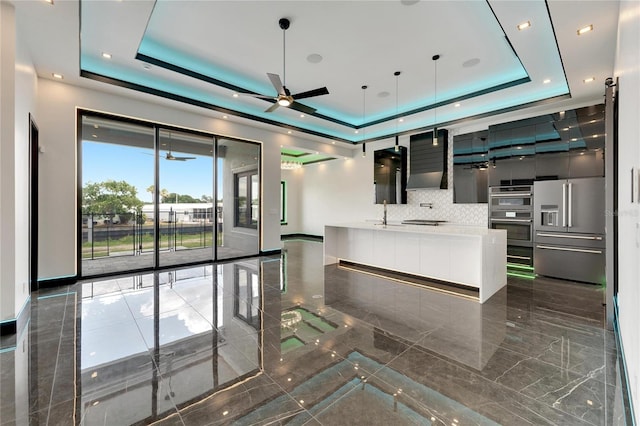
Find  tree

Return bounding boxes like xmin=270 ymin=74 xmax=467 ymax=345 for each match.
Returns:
xmin=161 ymin=192 xmax=201 ymax=203
xmin=82 ymin=180 xmax=143 ymax=214
xmin=146 ymin=184 xmax=155 ymax=202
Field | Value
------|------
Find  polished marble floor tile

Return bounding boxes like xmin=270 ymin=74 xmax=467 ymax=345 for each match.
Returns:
xmin=0 ymin=239 xmax=630 ymax=425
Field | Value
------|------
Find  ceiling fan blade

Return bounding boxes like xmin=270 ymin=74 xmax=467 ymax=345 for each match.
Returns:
xmin=173 ymin=156 xmax=196 ymax=161
xmin=292 ymin=87 xmax=329 ymax=100
xmin=238 ymin=93 xmax=273 ymax=100
xmin=265 ymin=103 xmax=280 ymax=113
xmin=267 ymin=73 xmax=285 ymax=95
xmin=290 ymin=101 xmax=316 ymax=115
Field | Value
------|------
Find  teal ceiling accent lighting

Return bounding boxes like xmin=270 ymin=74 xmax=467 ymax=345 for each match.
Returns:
xmin=78 ymin=0 xmax=571 ymax=143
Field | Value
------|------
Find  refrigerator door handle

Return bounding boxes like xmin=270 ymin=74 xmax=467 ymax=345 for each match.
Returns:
xmin=536 ymin=245 xmax=603 ymax=254
xmin=568 ymin=182 xmax=573 ymax=227
xmin=562 ymin=183 xmax=567 ymax=227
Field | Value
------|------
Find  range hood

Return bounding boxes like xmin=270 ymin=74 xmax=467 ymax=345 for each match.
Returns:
xmin=407 ymin=129 xmax=448 ymax=190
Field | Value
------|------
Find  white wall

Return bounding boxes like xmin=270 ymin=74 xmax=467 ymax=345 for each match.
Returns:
xmin=281 ymin=168 xmax=303 ymax=234
xmin=14 ymin=18 xmax=37 ymax=313
xmin=613 ymin=0 xmax=640 ymax=415
xmin=35 ymin=79 xmax=349 ymax=279
xmin=0 ymin=1 xmax=34 ymax=323
xmin=296 ymin=134 xmax=488 ymax=237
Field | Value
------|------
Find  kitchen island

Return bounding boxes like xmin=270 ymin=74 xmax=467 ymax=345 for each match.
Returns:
xmin=324 ymin=223 xmax=507 ymax=303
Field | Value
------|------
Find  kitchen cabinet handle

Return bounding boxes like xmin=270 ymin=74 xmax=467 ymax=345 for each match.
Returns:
xmin=562 ymin=183 xmax=567 ymax=227
xmin=507 ymin=255 xmax=531 ymax=260
xmin=536 ymin=233 xmax=603 ymax=240
xmin=568 ymin=182 xmax=573 ymax=227
xmin=490 ymin=218 xmax=532 ymax=223
xmin=633 ymin=168 xmax=636 ymax=203
xmin=536 ymin=245 xmax=602 ymax=254
xmin=489 ymin=192 xmax=532 ymax=197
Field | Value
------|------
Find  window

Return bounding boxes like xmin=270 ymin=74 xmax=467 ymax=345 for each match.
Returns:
xmin=234 ymin=170 xmax=259 ymax=229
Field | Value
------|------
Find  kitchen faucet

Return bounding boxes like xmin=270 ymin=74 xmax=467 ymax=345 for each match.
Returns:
xmin=382 ymin=200 xmax=387 ymax=226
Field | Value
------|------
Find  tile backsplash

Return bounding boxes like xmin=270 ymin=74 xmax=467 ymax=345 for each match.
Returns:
xmin=380 ymin=134 xmax=489 ymax=226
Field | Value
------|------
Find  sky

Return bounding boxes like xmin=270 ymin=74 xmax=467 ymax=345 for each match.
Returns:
xmin=82 ymin=142 xmax=222 ymax=203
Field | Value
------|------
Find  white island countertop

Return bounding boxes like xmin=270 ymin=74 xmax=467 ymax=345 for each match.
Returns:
xmin=324 ymin=222 xmax=507 ymax=303
xmin=327 ymin=222 xmax=502 ymax=237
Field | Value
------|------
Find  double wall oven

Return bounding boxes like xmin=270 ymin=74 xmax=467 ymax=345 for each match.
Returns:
xmin=489 ymin=185 xmax=533 ymax=266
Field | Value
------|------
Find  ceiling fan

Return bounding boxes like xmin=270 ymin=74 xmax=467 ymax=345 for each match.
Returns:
xmin=164 ymin=132 xmax=196 ymax=161
xmin=251 ymin=18 xmax=329 ymax=115
xmin=165 ymin=151 xmax=195 ymax=161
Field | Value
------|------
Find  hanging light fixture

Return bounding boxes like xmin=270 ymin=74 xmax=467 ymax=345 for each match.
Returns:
xmin=394 ymin=71 xmax=401 ymax=152
xmin=432 ymin=54 xmax=440 ymax=146
xmin=362 ymin=85 xmax=368 ymax=157
xmin=280 ymin=160 xmax=302 ymax=170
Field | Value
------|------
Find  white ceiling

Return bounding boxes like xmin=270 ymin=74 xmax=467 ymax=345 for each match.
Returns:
xmin=13 ymin=0 xmax=618 ymax=147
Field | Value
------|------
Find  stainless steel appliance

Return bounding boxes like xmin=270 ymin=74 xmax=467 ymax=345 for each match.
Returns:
xmin=489 ymin=185 xmax=533 ymax=266
xmin=533 ymin=177 xmax=605 ymax=284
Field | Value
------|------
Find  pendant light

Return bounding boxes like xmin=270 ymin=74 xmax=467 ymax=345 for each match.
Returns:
xmin=394 ymin=71 xmax=401 ymax=152
xmin=432 ymin=54 xmax=440 ymax=146
xmin=362 ymin=85 xmax=368 ymax=157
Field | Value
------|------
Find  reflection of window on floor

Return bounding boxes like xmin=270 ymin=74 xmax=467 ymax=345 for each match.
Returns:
xmin=234 ymin=170 xmax=259 ymax=229
xmin=234 ymin=265 xmax=260 ymax=329
xmin=280 ymin=307 xmax=338 ymax=354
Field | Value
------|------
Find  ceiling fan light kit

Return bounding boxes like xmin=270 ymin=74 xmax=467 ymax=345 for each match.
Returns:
xmin=254 ymin=18 xmax=329 ymax=115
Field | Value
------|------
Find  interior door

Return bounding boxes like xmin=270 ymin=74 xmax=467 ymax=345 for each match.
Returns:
xmin=533 ymin=180 xmax=567 ymax=233
xmin=566 ymin=177 xmax=606 ymax=235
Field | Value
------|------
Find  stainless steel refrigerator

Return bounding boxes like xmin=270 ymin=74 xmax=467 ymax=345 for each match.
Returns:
xmin=533 ymin=177 xmax=605 ymax=284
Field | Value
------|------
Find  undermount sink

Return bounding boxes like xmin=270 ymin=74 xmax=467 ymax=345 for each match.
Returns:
xmin=401 ymin=219 xmax=448 ymax=226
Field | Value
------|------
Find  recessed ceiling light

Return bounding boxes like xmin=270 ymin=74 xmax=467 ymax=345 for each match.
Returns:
xmin=232 ymin=93 xmax=239 ymax=98
xmin=93 ymin=124 xmax=99 ymax=129
xmin=143 ymin=64 xmax=152 ymax=70
xmin=593 ymin=134 xmax=599 ymax=138
xmin=589 ymin=119 xmax=597 ymax=123
xmin=577 ymin=25 xmax=593 ymax=35
xmin=398 ymin=118 xmax=404 ymax=122
xmin=52 ymin=73 xmax=63 ymax=79
xmin=517 ymin=21 xmax=531 ymax=31
xmin=287 ymin=131 xmax=292 ymax=134
xmin=543 ymin=79 xmax=551 ymax=84
xmin=101 ymin=52 xmax=112 ymax=59
xmin=571 ymin=138 xmax=578 ymax=141
xmin=44 ymin=0 xmax=54 ymax=4
xmin=332 ymin=141 xmax=336 ymax=144
xmin=354 ymin=130 xmax=359 ymax=134
xmin=583 ymin=77 xmax=595 ymax=83
xmin=462 ymin=58 xmax=480 ymax=68
xmin=300 ymin=114 xmax=305 ymax=118
xmin=91 ymin=134 xmax=97 ymax=138
xmin=307 ymin=53 xmax=323 ymax=64
xmin=222 ymin=115 xmax=228 ymax=119
xmin=454 ymin=103 xmax=461 ymax=107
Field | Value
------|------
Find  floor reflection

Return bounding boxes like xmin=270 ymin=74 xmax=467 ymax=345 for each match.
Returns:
xmin=0 ymin=239 xmax=631 ymax=425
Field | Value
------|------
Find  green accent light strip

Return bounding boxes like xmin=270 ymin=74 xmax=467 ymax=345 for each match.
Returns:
xmin=507 ymin=271 xmax=536 ymax=280
xmin=507 ymin=263 xmax=535 ymax=271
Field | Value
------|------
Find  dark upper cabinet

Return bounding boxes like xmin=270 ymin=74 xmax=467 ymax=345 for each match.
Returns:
xmin=453 ymin=130 xmax=488 ymax=203
xmin=374 ymin=146 xmax=407 ymax=204
xmin=487 ymin=104 xmax=605 ymax=186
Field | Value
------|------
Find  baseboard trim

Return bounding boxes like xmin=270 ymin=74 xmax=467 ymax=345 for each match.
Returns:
xmin=38 ymin=275 xmax=78 ymax=289
xmin=281 ymin=234 xmax=323 ymax=242
xmin=613 ymin=296 xmax=637 ymax=424
xmin=260 ymin=248 xmax=282 ymax=256
xmin=0 ymin=296 xmax=31 ymax=336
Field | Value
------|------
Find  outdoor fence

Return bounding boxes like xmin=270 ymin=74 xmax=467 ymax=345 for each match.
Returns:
xmin=82 ymin=212 xmax=217 ymax=260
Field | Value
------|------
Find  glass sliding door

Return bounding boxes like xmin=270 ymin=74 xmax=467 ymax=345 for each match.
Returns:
xmin=80 ymin=113 xmax=262 ymax=277
xmin=80 ymin=115 xmax=156 ymax=276
xmin=216 ymin=138 xmax=261 ymax=260
xmin=158 ymin=129 xmax=214 ymax=267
